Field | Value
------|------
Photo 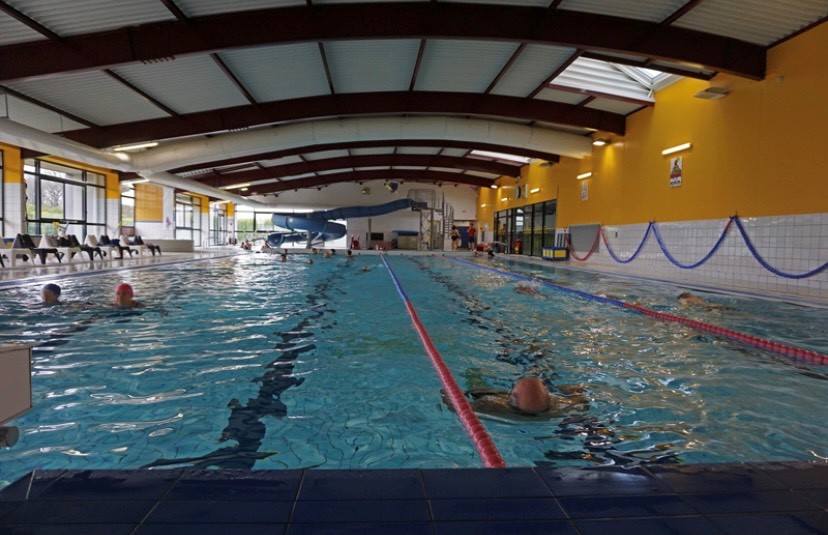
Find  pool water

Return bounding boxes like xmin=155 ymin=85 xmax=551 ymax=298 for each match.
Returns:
xmin=0 ymin=254 xmax=826 ymax=487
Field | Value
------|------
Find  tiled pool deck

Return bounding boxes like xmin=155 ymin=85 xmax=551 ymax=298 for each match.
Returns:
xmin=0 ymin=463 xmax=826 ymax=534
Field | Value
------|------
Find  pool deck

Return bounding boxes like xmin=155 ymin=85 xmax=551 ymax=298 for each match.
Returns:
xmin=0 ymin=463 xmax=826 ymax=534
xmin=2 ymin=249 xmax=826 ymax=533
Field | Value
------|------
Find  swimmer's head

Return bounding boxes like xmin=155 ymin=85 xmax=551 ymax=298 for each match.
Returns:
xmin=41 ymin=283 xmax=61 ymax=303
xmin=115 ymin=282 xmax=133 ymax=297
xmin=678 ymin=292 xmax=692 ymax=299
xmin=509 ymin=377 xmax=551 ymax=415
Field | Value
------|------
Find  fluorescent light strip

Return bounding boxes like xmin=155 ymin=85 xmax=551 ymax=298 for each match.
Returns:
xmin=529 ymin=187 xmax=540 ymax=194
xmin=221 ymin=182 xmax=252 ymax=190
xmin=501 ymin=197 xmax=508 ymax=202
xmin=661 ymin=142 xmax=692 ymax=155
xmin=112 ymin=141 xmax=158 ymax=152
xmin=471 ymin=149 xmax=531 ymax=164
xmin=576 ymin=172 xmax=592 ymax=180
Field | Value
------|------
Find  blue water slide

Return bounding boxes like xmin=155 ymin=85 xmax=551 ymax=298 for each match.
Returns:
xmin=267 ymin=199 xmax=426 ymax=247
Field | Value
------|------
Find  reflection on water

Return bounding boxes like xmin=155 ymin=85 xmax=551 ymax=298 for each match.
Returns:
xmin=0 ymin=254 xmax=826 ymax=487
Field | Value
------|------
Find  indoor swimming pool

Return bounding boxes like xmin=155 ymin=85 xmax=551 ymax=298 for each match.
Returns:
xmin=0 ymin=254 xmax=826 ymax=488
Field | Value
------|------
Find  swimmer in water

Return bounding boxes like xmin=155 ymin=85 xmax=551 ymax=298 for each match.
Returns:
xmin=112 ymin=282 xmax=143 ymax=308
xmin=515 ymin=283 xmax=541 ymax=297
xmin=444 ymin=377 xmax=588 ymax=421
xmin=41 ymin=283 xmax=61 ymax=304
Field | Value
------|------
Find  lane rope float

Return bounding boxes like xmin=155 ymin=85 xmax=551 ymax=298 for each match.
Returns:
xmin=450 ymin=258 xmax=828 ymax=366
xmin=381 ymin=254 xmax=507 ymax=468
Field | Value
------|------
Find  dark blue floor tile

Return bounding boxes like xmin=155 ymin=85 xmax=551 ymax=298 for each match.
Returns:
xmin=422 ymin=468 xmax=552 ymax=499
xmin=753 ymin=462 xmax=828 ymax=490
xmin=0 ymin=500 xmax=20 ymax=520
xmin=2 ymin=500 xmax=155 ymax=524
xmin=34 ymin=470 xmax=180 ymax=501
xmin=680 ymin=490 xmax=820 ymax=514
xmin=135 ymin=523 xmax=284 ymax=535
xmin=536 ymin=466 xmax=672 ymax=496
xmin=291 ymin=499 xmax=429 ymax=523
xmin=709 ymin=512 xmax=828 ymax=535
xmin=558 ymin=494 xmax=696 ymax=518
xmin=430 ymin=497 xmax=566 ymax=521
xmin=796 ymin=488 xmax=828 ymax=509
xmin=165 ymin=469 xmax=301 ymax=501
xmin=0 ymin=524 xmax=137 ymax=535
xmin=298 ymin=469 xmax=424 ymax=501
xmin=288 ymin=523 xmax=432 ymax=535
xmin=0 ymin=471 xmax=65 ymax=501
xmin=145 ymin=500 xmax=292 ymax=524
xmin=574 ymin=516 xmax=723 ymax=535
xmin=645 ymin=463 xmax=785 ymax=493
xmin=433 ymin=520 xmax=578 ymax=535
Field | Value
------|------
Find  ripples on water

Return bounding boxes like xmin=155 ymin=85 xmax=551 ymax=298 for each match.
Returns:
xmin=0 ymin=255 xmax=826 ymax=487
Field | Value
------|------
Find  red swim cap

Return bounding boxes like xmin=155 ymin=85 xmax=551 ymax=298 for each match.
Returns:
xmin=115 ymin=282 xmax=133 ymax=296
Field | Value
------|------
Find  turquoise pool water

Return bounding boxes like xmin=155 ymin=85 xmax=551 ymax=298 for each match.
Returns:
xmin=0 ymin=254 xmax=826 ymax=487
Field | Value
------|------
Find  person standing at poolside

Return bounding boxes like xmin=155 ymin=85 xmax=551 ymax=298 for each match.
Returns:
xmin=41 ymin=283 xmax=61 ymax=305
xmin=467 ymin=223 xmax=477 ymax=251
xmin=450 ymin=226 xmax=460 ymax=250
xmin=112 ymin=282 xmax=143 ymax=308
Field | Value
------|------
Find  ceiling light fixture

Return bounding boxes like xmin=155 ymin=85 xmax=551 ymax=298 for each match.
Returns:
xmin=480 ymin=203 xmax=487 ymax=208
xmin=221 ymin=183 xmax=252 ymax=190
xmin=576 ymin=172 xmax=592 ymax=180
xmin=529 ymin=187 xmax=540 ymax=194
xmin=471 ymin=150 xmax=531 ymax=164
xmin=490 ymin=184 xmax=498 ymax=189
xmin=500 ymin=197 xmax=508 ymax=202
xmin=592 ymin=138 xmax=610 ymax=147
xmin=112 ymin=141 xmax=158 ymax=152
xmin=661 ymin=142 xmax=692 ymax=156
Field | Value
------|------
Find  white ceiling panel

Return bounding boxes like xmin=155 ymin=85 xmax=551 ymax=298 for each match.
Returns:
xmin=554 ymin=57 xmax=654 ymax=102
xmin=1 ymin=94 xmax=87 ymax=133
xmin=282 ymin=172 xmax=316 ymax=181
xmin=317 ymin=168 xmax=347 ymax=175
xmin=350 ymin=147 xmax=396 ymax=156
xmin=261 ymin=156 xmax=305 ymax=167
xmin=534 ymin=121 xmax=592 ymax=135
xmin=445 ymin=0 xmax=550 ymax=6
xmin=464 ymin=171 xmax=501 ymax=179
xmin=326 ymin=39 xmax=419 ymax=93
xmin=5 ymin=71 xmax=169 ymax=126
xmin=396 ymin=147 xmax=441 ymax=155
xmin=558 ymin=0 xmax=687 ymax=23
xmin=672 ymin=0 xmax=828 ymax=46
xmin=354 ymin=166 xmax=391 ymax=171
xmin=304 ymin=150 xmax=350 ymax=161
xmin=0 ymin=12 xmax=44 ymax=45
xmin=491 ymin=44 xmax=576 ymax=97
xmin=533 ymin=88 xmax=590 ymax=105
xmin=174 ymin=0 xmax=304 ymax=17
xmin=426 ymin=167 xmax=463 ymax=174
xmin=219 ymin=44 xmax=330 ymax=103
xmin=414 ymin=40 xmax=520 ymax=93
xmin=584 ymin=99 xmax=646 ymax=115
xmin=111 ymin=55 xmax=250 ymax=114
xmin=6 ymin=0 xmax=173 ymax=37
xmin=440 ymin=148 xmax=470 ymax=157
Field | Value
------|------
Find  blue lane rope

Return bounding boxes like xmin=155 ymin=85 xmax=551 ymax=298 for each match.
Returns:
xmin=601 ymin=223 xmax=653 ymax=264
xmin=450 ymin=258 xmax=627 ymax=308
xmin=575 ymin=216 xmax=824 ymax=280
xmin=651 ymin=218 xmax=733 ymax=270
xmin=732 ymin=216 xmax=828 ymax=279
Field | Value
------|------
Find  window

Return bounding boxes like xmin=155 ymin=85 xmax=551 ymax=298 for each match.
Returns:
xmin=175 ymin=193 xmax=201 ymax=244
xmin=209 ymin=202 xmax=229 ymax=246
xmin=24 ymin=159 xmax=107 ymax=239
xmin=120 ymin=185 xmax=135 ymax=228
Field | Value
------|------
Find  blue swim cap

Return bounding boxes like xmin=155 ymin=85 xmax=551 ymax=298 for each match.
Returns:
xmin=43 ymin=283 xmax=61 ymax=297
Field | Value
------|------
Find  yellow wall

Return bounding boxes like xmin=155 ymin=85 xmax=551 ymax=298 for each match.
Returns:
xmin=0 ymin=143 xmax=22 ymax=183
xmin=479 ymin=21 xmax=828 ymax=229
xmin=135 ymin=183 xmax=164 ymax=222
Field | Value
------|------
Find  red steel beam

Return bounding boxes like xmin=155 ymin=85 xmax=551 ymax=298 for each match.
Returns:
xmin=0 ymin=4 xmax=766 ymax=82
xmin=62 ymin=91 xmax=625 ymax=147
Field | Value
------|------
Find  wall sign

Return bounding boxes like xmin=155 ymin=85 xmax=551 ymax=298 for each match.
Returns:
xmin=670 ymin=156 xmax=683 ymax=187
xmin=580 ymin=179 xmax=588 ymax=201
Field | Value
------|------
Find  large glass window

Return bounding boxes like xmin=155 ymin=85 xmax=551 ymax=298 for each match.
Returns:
xmin=24 ymin=159 xmax=107 ymax=238
xmin=120 ymin=185 xmax=135 ymax=228
xmin=209 ymin=202 xmax=229 ymax=246
xmin=496 ymin=199 xmax=556 ymax=257
xmin=175 ymin=193 xmax=201 ymax=244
